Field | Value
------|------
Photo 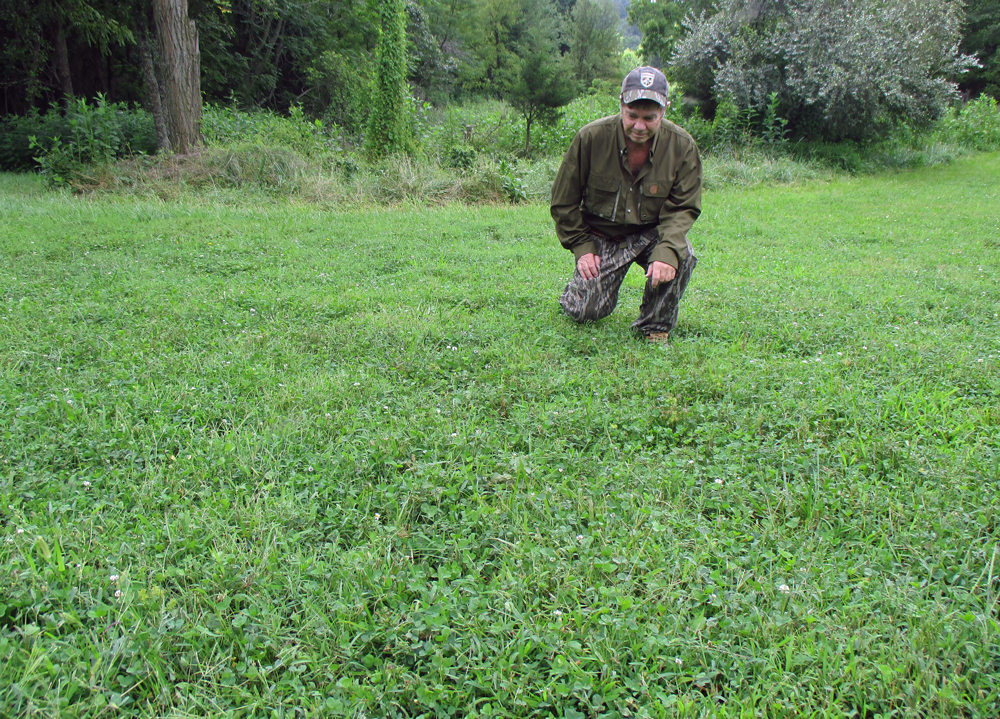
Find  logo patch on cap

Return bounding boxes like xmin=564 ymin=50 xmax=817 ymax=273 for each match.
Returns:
xmin=640 ymin=72 xmax=655 ymax=88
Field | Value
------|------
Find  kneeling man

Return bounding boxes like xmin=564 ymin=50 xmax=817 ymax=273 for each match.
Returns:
xmin=551 ymin=66 xmax=702 ymax=341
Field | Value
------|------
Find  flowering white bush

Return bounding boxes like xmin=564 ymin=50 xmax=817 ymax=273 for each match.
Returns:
xmin=672 ymin=0 xmax=979 ymax=141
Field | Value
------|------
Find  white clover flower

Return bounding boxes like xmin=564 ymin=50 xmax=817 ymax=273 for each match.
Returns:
xmin=674 ymin=657 xmax=683 ymax=665
xmin=114 ymin=590 xmax=122 ymax=598
xmin=577 ymin=535 xmax=584 ymax=541
xmin=714 ymin=478 xmax=723 ymax=485
xmin=110 ymin=574 xmax=119 ymax=582
xmin=83 ymin=481 xmax=91 ymax=487
xmin=553 ymin=610 xmax=562 ymax=617
xmin=16 ymin=528 xmax=24 ymax=534
xmin=374 ymin=513 xmax=380 ymax=522
xmin=778 ymin=584 xmax=790 ymax=593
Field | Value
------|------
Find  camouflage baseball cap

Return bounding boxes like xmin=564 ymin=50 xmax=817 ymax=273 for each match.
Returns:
xmin=620 ymin=66 xmax=669 ymax=107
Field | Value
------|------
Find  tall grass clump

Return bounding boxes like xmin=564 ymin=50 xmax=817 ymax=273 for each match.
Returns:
xmin=202 ymin=104 xmax=341 ymax=157
xmin=703 ymin=147 xmax=834 ymax=188
xmin=934 ymin=94 xmax=1000 ymax=151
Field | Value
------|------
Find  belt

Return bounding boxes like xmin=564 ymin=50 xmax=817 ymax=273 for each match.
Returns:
xmin=591 ymin=229 xmax=628 ymax=242
xmin=592 ymin=226 xmax=658 ymax=243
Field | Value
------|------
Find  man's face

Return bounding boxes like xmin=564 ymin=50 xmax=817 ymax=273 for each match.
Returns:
xmin=620 ymin=102 xmax=665 ymax=144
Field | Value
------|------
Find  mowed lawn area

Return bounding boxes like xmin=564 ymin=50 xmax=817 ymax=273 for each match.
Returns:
xmin=1 ymin=156 xmax=998 ymax=718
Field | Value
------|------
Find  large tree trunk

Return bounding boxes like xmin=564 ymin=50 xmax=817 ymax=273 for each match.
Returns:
xmin=152 ymin=0 xmax=201 ymax=154
xmin=53 ymin=20 xmax=74 ymax=107
xmin=137 ymin=32 xmax=171 ymax=152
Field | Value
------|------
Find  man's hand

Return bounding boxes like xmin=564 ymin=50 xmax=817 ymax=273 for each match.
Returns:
xmin=646 ymin=261 xmax=676 ymax=288
xmin=577 ymin=252 xmax=602 ymax=281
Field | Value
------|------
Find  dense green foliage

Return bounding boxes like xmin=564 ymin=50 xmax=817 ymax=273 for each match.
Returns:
xmin=625 ymin=0 xmax=712 ymax=67
xmin=7 ymin=87 xmax=999 ymax=199
xmin=2 ymin=155 xmax=999 ymax=717
xmin=0 ymin=99 xmax=155 ymax=173
xmin=0 ymin=0 xmax=995 ymax=154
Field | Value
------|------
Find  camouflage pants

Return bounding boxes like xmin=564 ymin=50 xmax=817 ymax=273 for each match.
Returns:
xmin=560 ymin=229 xmax=697 ymax=335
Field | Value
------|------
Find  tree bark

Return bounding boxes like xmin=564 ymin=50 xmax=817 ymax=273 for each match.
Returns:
xmin=97 ymin=50 xmax=109 ymax=97
xmin=53 ymin=20 xmax=74 ymax=107
xmin=153 ymin=0 xmax=202 ymax=154
xmin=137 ymin=32 xmax=171 ymax=152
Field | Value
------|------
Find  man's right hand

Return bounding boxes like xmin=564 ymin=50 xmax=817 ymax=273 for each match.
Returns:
xmin=577 ymin=252 xmax=602 ymax=281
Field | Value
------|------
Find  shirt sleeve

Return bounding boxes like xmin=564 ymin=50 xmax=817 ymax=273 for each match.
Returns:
xmin=550 ymin=131 xmax=598 ymax=260
xmin=649 ymin=138 xmax=703 ymax=269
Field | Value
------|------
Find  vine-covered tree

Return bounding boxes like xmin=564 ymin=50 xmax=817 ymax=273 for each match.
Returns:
xmin=366 ymin=0 xmax=412 ymax=157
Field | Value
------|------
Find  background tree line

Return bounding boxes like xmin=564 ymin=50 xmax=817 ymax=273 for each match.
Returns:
xmin=0 ymin=0 xmax=996 ymax=152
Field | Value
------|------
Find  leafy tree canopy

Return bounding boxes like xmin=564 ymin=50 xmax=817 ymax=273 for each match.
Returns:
xmin=959 ymin=0 xmax=1000 ymax=98
xmin=672 ymin=0 xmax=979 ymax=142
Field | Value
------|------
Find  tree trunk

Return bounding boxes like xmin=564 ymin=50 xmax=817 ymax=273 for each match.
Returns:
xmin=524 ymin=114 xmax=532 ymax=159
xmin=96 ymin=51 xmax=109 ymax=97
xmin=153 ymin=0 xmax=202 ymax=154
xmin=53 ymin=20 xmax=74 ymax=107
xmin=137 ymin=32 xmax=171 ymax=152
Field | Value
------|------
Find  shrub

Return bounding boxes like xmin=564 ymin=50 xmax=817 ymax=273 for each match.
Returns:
xmin=0 ymin=99 xmax=155 ymax=175
xmin=445 ymin=145 xmax=477 ymax=170
xmin=673 ymin=0 xmax=979 ymax=143
xmin=934 ymin=95 xmax=1000 ymax=152
xmin=24 ymin=96 xmax=157 ymax=186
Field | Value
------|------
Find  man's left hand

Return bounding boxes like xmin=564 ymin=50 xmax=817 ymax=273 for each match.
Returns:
xmin=646 ymin=261 xmax=676 ymax=288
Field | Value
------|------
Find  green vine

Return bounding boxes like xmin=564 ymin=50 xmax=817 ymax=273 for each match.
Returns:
xmin=365 ymin=0 xmax=412 ymax=158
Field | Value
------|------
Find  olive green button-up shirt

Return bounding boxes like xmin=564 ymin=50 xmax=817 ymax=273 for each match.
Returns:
xmin=550 ymin=114 xmax=702 ymax=269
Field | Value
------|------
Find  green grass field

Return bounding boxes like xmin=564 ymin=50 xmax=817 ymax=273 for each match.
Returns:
xmin=1 ymin=156 xmax=999 ymax=718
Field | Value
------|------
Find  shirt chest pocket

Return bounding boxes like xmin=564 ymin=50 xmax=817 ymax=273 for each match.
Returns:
xmin=584 ymin=173 xmax=621 ymax=221
xmin=639 ymin=179 xmax=671 ymax=223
